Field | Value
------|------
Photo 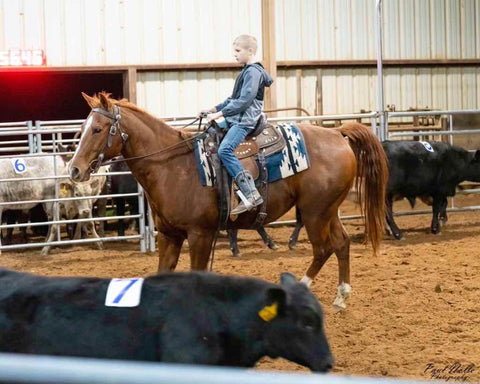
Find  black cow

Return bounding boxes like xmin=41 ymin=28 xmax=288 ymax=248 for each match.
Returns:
xmin=0 ymin=269 xmax=333 ymax=372
xmin=110 ymin=159 xmax=140 ymax=236
xmin=227 ymin=228 xmax=277 ymax=257
xmin=288 ymin=140 xmax=480 ymax=245
xmin=383 ymin=140 xmax=480 ymax=239
xmin=1 ymin=205 xmax=49 ymax=245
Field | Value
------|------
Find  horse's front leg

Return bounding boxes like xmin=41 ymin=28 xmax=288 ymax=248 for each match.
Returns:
xmin=187 ymin=230 xmax=216 ymax=270
xmin=157 ymin=231 xmax=185 ymax=272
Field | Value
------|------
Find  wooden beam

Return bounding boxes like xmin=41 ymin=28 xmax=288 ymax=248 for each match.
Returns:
xmin=262 ymin=0 xmax=277 ymax=112
xmin=123 ymin=67 xmax=137 ymax=104
xmin=0 ymin=58 xmax=478 ymax=75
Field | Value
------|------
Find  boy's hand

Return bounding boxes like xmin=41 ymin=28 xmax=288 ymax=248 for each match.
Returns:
xmin=206 ymin=111 xmax=223 ymax=122
xmin=198 ymin=108 xmax=216 ymax=119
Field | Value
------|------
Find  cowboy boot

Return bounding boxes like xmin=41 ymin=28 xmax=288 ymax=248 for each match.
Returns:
xmin=231 ymin=171 xmax=263 ymax=215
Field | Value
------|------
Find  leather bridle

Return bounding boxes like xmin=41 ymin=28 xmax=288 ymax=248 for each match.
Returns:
xmin=88 ymin=105 xmax=129 ymax=173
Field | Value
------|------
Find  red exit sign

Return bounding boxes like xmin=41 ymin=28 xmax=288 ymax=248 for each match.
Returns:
xmin=0 ymin=49 xmax=46 ymax=66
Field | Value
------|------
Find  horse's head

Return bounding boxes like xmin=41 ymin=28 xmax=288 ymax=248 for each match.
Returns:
xmin=69 ymin=92 xmax=128 ymax=182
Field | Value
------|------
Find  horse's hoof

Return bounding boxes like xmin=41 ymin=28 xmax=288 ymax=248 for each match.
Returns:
xmin=96 ymin=243 xmax=104 ymax=250
xmin=288 ymin=242 xmax=297 ymax=250
xmin=40 ymin=248 xmax=49 ymax=256
xmin=332 ymin=304 xmax=346 ymax=313
xmin=268 ymin=243 xmax=278 ymax=250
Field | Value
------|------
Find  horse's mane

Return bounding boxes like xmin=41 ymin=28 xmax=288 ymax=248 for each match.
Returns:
xmin=90 ymin=92 xmax=153 ymax=116
xmin=89 ymin=91 xmax=194 ymax=141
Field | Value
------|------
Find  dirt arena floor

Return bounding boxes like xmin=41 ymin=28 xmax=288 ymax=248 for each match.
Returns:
xmin=2 ymin=195 xmax=479 ymax=382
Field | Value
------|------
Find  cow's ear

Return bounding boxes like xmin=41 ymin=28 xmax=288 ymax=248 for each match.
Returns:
xmin=258 ymin=287 xmax=286 ymax=322
xmin=90 ymin=177 xmax=100 ymax=190
xmin=280 ymin=272 xmax=298 ymax=288
xmin=474 ymin=150 xmax=480 ymax=162
xmin=82 ymin=92 xmax=97 ymax=109
xmin=57 ymin=144 xmax=73 ymax=162
xmin=59 ymin=182 xmax=73 ymax=197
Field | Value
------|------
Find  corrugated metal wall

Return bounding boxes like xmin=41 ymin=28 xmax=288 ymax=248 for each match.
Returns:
xmin=275 ymin=0 xmax=479 ymax=61
xmin=137 ymin=66 xmax=480 ymax=117
xmin=0 ymin=0 xmax=262 ymax=65
xmin=1 ymin=0 xmax=479 ymax=116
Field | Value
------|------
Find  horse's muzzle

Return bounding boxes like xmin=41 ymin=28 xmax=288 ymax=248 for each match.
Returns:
xmin=69 ymin=166 xmax=85 ymax=182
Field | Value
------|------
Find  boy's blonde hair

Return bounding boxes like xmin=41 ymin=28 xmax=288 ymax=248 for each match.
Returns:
xmin=233 ymin=35 xmax=258 ymax=54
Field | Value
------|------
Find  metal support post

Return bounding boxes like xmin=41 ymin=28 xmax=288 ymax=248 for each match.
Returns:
xmin=35 ymin=121 xmax=43 ymax=153
xmin=137 ymin=183 xmax=146 ymax=253
xmin=147 ymin=203 xmax=156 ymax=252
xmin=375 ymin=0 xmax=386 ymax=141
xmin=27 ymin=121 xmax=34 ymax=153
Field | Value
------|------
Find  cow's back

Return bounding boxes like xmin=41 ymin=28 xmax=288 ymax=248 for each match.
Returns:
xmin=0 ymin=270 xmax=268 ymax=360
xmin=383 ymin=141 xmax=467 ymax=197
xmin=0 ymin=156 xmax=67 ymax=210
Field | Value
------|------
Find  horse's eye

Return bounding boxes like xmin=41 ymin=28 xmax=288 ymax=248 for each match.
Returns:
xmin=93 ymin=127 xmax=102 ymax=134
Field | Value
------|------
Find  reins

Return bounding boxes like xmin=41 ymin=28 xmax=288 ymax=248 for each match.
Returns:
xmin=100 ymin=133 xmax=203 ymax=167
xmin=87 ymin=107 xmax=205 ymax=170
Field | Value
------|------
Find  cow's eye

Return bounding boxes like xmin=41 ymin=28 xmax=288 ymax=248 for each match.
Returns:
xmin=299 ymin=311 xmax=319 ymax=330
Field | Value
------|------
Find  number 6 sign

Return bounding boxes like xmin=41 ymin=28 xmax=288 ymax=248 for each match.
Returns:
xmin=11 ymin=158 xmax=27 ymax=174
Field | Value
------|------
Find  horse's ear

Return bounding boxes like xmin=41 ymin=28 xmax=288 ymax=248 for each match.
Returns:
xmin=98 ymin=92 xmax=111 ymax=111
xmin=82 ymin=92 xmax=96 ymax=109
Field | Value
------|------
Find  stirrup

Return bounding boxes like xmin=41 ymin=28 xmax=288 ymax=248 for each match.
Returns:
xmin=231 ymin=194 xmax=263 ymax=215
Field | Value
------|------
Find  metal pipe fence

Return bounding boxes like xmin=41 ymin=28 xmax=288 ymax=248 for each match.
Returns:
xmin=0 ymin=123 xmax=149 ymax=254
xmin=0 ymin=353 xmax=437 ymax=384
xmin=0 ymin=107 xmax=479 ymax=252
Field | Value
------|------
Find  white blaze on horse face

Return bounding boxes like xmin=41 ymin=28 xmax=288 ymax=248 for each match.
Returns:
xmin=72 ymin=114 xmax=93 ymax=162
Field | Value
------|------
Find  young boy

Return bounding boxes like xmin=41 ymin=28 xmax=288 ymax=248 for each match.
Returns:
xmin=200 ymin=35 xmax=274 ymax=215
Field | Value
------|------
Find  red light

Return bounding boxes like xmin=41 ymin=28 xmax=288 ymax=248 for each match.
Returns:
xmin=0 ymin=49 xmax=45 ymax=66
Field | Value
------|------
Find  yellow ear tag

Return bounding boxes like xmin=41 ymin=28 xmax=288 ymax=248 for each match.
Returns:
xmin=60 ymin=186 xmax=67 ymax=198
xmin=258 ymin=302 xmax=278 ymax=322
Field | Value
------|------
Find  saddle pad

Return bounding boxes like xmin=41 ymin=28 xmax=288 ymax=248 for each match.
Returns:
xmin=194 ymin=122 xmax=310 ymax=186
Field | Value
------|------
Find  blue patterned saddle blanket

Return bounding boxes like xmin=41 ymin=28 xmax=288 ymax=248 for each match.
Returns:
xmin=194 ymin=122 xmax=310 ymax=186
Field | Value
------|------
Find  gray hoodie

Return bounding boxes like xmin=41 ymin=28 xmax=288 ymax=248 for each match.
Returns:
xmin=215 ymin=62 xmax=274 ymax=127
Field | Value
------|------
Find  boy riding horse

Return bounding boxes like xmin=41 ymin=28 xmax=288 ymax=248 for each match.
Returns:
xmin=199 ymin=34 xmax=273 ymax=215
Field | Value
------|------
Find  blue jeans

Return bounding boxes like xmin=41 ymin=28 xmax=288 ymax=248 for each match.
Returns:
xmin=218 ymin=124 xmax=252 ymax=178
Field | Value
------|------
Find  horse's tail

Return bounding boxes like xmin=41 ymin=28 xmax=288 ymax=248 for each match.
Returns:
xmin=335 ymin=122 xmax=388 ymax=255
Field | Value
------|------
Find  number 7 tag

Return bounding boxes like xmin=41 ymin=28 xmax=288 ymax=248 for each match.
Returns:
xmin=105 ymin=278 xmax=144 ymax=307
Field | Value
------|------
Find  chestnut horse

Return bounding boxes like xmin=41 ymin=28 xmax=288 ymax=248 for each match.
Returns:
xmin=70 ymin=92 xmax=388 ymax=309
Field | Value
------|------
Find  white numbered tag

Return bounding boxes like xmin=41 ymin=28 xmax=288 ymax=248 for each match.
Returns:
xmin=105 ymin=278 xmax=144 ymax=307
xmin=419 ymin=141 xmax=434 ymax=152
xmin=11 ymin=158 xmax=27 ymax=174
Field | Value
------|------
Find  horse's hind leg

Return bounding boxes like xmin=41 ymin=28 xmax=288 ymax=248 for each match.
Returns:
xmin=157 ymin=231 xmax=184 ymax=272
xmin=330 ymin=215 xmax=351 ymax=310
xmin=302 ymin=211 xmax=351 ymax=310
xmin=301 ymin=213 xmax=334 ymax=285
